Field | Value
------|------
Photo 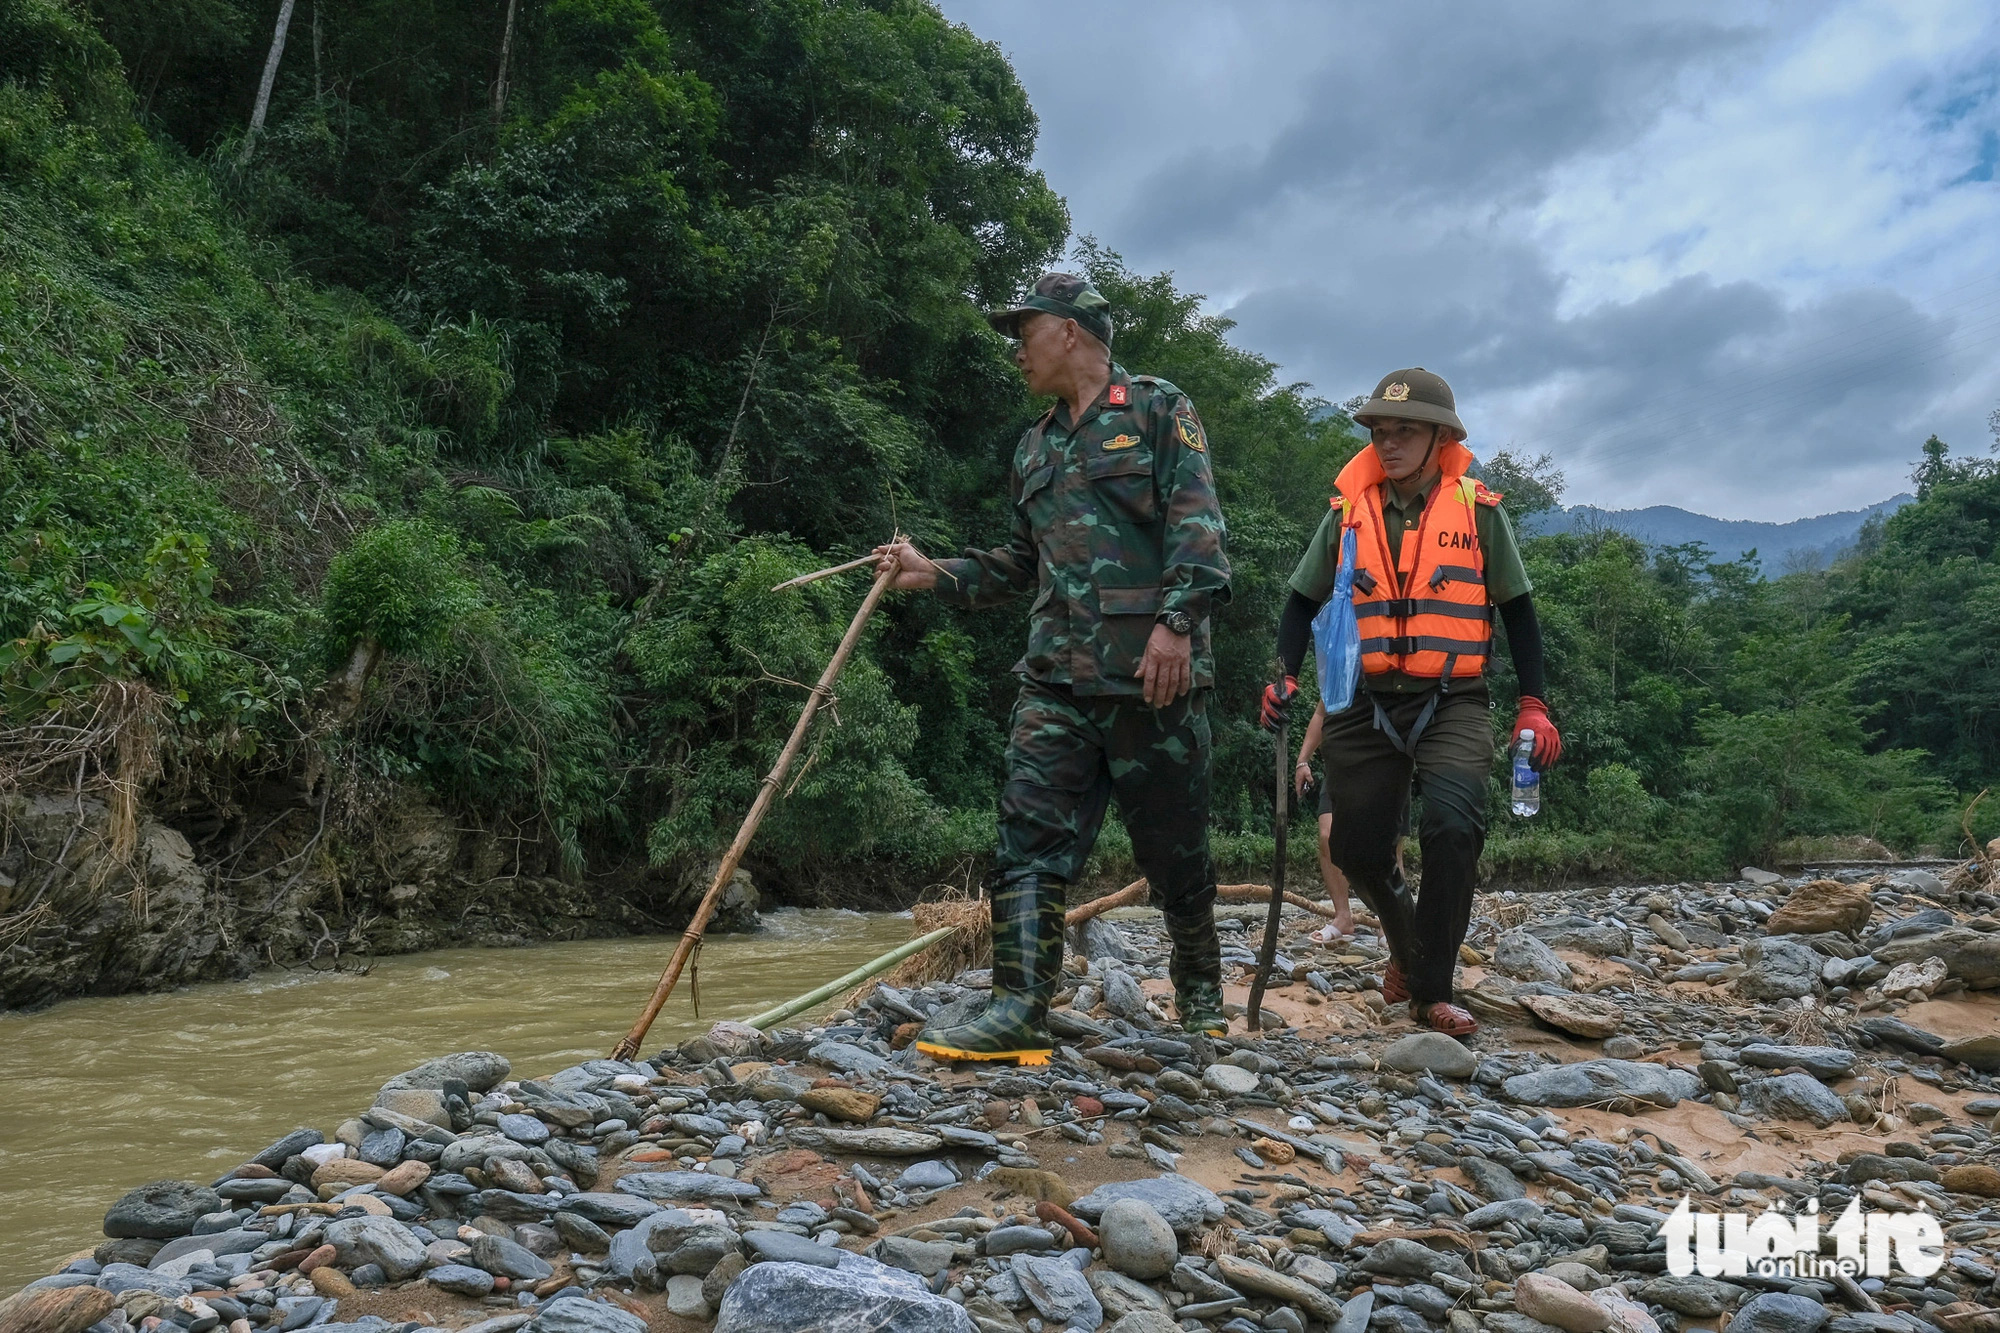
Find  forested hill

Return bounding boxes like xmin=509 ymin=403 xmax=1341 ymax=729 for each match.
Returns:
xmin=4 ymin=0 xmax=2000 ymax=956
xmin=1528 ymin=496 xmax=1913 ymax=576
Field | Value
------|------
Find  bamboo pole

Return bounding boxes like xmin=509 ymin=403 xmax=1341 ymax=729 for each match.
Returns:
xmin=744 ymin=926 xmax=958 ymax=1030
xmin=1063 ymin=879 xmax=1358 ymax=927
xmin=612 ymin=560 xmax=899 ymax=1060
xmin=770 ymin=552 xmax=876 ymax=593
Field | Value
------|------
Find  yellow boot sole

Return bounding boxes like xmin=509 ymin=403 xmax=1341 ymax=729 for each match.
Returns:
xmin=914 ymin=1039 xmax=1051 ymax=1066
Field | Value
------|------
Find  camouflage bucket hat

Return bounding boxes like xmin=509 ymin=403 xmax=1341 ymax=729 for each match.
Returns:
xmin=1352 ymin=367 xmax=1465 ymax=438
xmin=988 ymin=272 xmax=1114 ymax=348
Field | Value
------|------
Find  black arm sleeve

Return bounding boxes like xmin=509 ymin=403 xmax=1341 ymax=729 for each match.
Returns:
xmin=1496 ymin=592 xmax=1546 ymax=701
xmin=1277 ymin=589 xmax=1322 ymax=679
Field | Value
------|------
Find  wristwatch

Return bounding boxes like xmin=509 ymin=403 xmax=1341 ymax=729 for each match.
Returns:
xmin=1158 ymin=610 xmax=1193 ymax=636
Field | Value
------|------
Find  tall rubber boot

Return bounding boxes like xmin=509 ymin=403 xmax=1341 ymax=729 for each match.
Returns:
xmin=1163 ymin=903 xmax=1227 ymax=1037
xmin=915 ymin=875 xmax=1062 ymax=1065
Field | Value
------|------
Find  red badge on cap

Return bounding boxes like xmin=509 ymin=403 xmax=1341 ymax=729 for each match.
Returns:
xmin=1107 ymin=384 xmax=1128 ymax=406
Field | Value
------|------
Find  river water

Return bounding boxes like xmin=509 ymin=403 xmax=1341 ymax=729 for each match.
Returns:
xmin=0 ymin=908 xmax=914 ymax=1291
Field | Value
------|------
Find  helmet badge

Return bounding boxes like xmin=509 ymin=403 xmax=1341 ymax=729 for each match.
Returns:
xmin=1383 ymin=382 xmax=1410 ymax=402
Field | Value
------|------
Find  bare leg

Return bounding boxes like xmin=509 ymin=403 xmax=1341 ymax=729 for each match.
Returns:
xmin=1312 ymin=812 xmax=1356 ymax=941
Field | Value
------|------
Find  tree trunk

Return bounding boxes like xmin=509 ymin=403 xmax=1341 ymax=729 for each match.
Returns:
xmin=323 ymin=637 xmax=382 ymax=725
xmin=241 ymin=0 xmax=298 ymax=165
xmin=492 ymin=0 xmax=520 ymax=123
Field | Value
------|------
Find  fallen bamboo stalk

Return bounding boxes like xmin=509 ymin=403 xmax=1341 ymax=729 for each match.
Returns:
xmin=771 ymin=552 xmax=876 ymax=593
xmin=745 ymin=927 xmax=958 ymax=1030
xmin=612 ymin=559 xmax=900 ymax=1060
xmin=1063 ymin=880 xmax=1355 ymax=927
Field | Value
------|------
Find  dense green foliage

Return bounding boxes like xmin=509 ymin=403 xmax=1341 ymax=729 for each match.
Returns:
xmin=2 ymin=0 xmax=1994 ymax=900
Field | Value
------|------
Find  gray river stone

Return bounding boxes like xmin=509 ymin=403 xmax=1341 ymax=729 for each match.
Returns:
xmin=326 ymin=1216 xmax=427 ymax=1281
xmin=1493 ymin=930 xmax=1573 ymax=986
xmin=379 ymin=1050 xmax=511 ymax=1093
xmin=1359 ymin=1237 xmax=1473 ymax=1283
xmin=808 ymin=1041 xmax=894 ymax=1079
xmin=1741 ymin=1072 xmax=1846 ymax=1128
xmin=1737 ymin=938 xmax=1821 ymax=1000
xmin=744 ymin=1231 xmax=841 ymax=1268
xmin=558 ymin=1193 xmax=660 ymax=1228
xmin=1463 ymin=1198 xmax=1544 ymax=1229
xmin=1013 ymin=1254 xmax=1104 ymax=1331
xmin=1637 ymin=1275 xmax=1745 ymax=1317
xmin=151 ymin=1229 xmax=264 ymax=1267
xmin=471 ymin=1233 xmax=554 ymax=1281
xmin=615 ymin=1171 xmax=763 ymax=1203
xmin=527 ymin=1298 xmax=648 ymax=1333
xmin=1502 ymin=1059 xmax=1701 ymax=1109
xmin=1380 ymin=1031 xmax=1479 ymax=1078
xmin=715 ymin=1256 xmax=975 ymax=1333
xmin=104 ymin=1181 xmax=222 ymax=1239
xmin=428 ymin=1264 xmax=496 ymax=1297
xmin=216 ymin=1177 xmax=292 ymax=1204
xmin=875 ymin=1237 xmax=956 ymax=1278
xmin=787 ymin=1127 xmax=946 ymax=1157
xmin=1070 ymin=1175 xmax=1226 ymax=1232
xmin=1730 ymin=1293 xmax=1830 ymax=1333
xmin=498 ymin=1113 xmax=551 ymax=1144
xmin=247 ymin=1129 xmax=325 ymax=1172
xmin=1462 ymin=1157 xmax=1529 ymax=1200
xmin=1099 ymin=1199 xmax=1177 ymax=1279
xmin=984 ymin=1225 xmax=1057 ymax=1257
xmin=1738 ymin=1044 xmax=1856 ymax=1079
xmin=96 ymin=1263 xmax=191 ymax=1299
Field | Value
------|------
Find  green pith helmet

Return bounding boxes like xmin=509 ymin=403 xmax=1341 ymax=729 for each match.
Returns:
xmin=1352 ymin=367 xmax=1465 ymax=439
xmin=987 ymin=272 xmax=1115 ymax=348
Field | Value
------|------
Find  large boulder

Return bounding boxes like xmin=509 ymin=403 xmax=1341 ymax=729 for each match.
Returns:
xmin=324 ymin=1216 xmax=427 ymax=1281
xmin=1874 ymin=928 xmax=2000 ymax=989
xmin=714 ymin=1257 xmax=975 ymax=1333
xmin=378 ymin=1051 xmax=511 ymax=1094
xmin=103 ymin=1182 xmax=221 ymax=1240
xmin=1736 ymin=938 xmax=1820 ymax=1001
xmin=1764 ymin=880 xmax=1872 ymax=936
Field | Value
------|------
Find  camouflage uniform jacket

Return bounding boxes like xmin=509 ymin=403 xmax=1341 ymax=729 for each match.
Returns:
xmin=933 ymin=364 xmax=1232 ymax=696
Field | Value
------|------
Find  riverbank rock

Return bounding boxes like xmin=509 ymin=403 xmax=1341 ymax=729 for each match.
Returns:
xmin=1494 ymin=930 xmax=1574 ymax=985
xmin=1765 ymin=879 xmax=1873 ymax=935
xmin=103 ymin=1182 xmax=221 ymax=1239
xmin=1874 ymin=927 xmax=2000 ymax=988
xmin=1737 ymin=937 xmax=1821 ymax=999
xmin=1381 ymin=1031 xmax=1479 ymax=1077
xmin=1070 ymin=1175 xmax=1226 ymax=1232
xmin=1502 ymin=1060 xmax=1700 ymax=1109
xmin=379 ymin=1050 xmax=511 ymax=1093
xmin=1518 ymin=992 xmax=1624 ymax=1038
xmin=714 ymin=1257 xmax=976 ymax=1333
xmin=1099 ymin=1199 xmax=1177 ymax=1279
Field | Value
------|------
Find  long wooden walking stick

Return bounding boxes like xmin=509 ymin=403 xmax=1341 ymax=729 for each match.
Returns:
xmin=1246 ymin=682 xmax=1289 ymax=1031
xmin=611 ymin=557 xmax=900 ymax=1060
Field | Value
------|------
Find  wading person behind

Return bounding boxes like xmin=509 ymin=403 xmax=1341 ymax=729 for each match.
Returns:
xmin=1259 ymin=368 xmax=1560 ymax=1036
xmin=874 ymin=272 xmax=1232 ymax=1063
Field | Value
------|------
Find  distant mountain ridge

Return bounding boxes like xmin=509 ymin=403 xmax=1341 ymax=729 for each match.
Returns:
xmin=1525 ymin=495 xmax=1912 ymax=575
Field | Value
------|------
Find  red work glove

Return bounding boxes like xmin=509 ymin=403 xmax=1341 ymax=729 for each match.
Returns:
xmin=1259 ymin=675 xmax=1297 ymax=731
xmin=1512 ymin=695 xmax=1562 ymax=769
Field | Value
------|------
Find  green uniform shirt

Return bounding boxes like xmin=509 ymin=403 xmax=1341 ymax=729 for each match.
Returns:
xmin=1287 ymin=475 xmax=1531 ymax=694
xmin=932 ymin=364 xmax=1231 ymax=697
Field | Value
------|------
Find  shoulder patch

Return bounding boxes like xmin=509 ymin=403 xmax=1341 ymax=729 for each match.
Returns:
xmin=1176 ymin=414 xmax=1206 ymax=452
xmin=1473 ymin=481 xmax=1504 ymax=508
xmin=1107 ymin=383 xmax=1129 ymax=406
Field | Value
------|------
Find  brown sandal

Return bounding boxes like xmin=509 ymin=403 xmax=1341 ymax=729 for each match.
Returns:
xmin=1381 ymin=960 xmax=1409 ymax=1004
xmin=1418 ymin=1001 xmax=1478 ymax=1037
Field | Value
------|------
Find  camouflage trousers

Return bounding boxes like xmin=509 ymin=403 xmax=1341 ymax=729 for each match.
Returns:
xmin=994 ymin=679 xmax=1218 ymax=917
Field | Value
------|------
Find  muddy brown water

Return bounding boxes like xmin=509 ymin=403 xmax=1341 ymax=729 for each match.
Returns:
xmin=0 ymin=908 xmax=914 ymax=1291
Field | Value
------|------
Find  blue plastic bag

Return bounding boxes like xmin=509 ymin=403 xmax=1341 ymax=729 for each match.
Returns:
xmin=1311 ymin=523 xmax=1361 ymax=713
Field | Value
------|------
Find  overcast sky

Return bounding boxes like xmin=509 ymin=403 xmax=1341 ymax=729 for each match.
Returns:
xmin=938 ymin=1 xmax=2000 ymax=520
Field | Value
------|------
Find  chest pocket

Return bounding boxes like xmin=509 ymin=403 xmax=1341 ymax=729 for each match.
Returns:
xmin=1084 ymin=451 xmax=1157 ymax=526
xmin=1017 ymin=462 xmax=1057 ymax=521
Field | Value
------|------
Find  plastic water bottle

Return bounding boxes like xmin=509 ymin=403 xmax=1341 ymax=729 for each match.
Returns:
xmin=1511 ymin=733 xmax=1541 ymax=817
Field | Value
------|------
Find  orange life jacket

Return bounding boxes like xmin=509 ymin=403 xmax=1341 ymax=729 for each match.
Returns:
xmin=1331 ymin=439 xmax=1498 ymax=681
